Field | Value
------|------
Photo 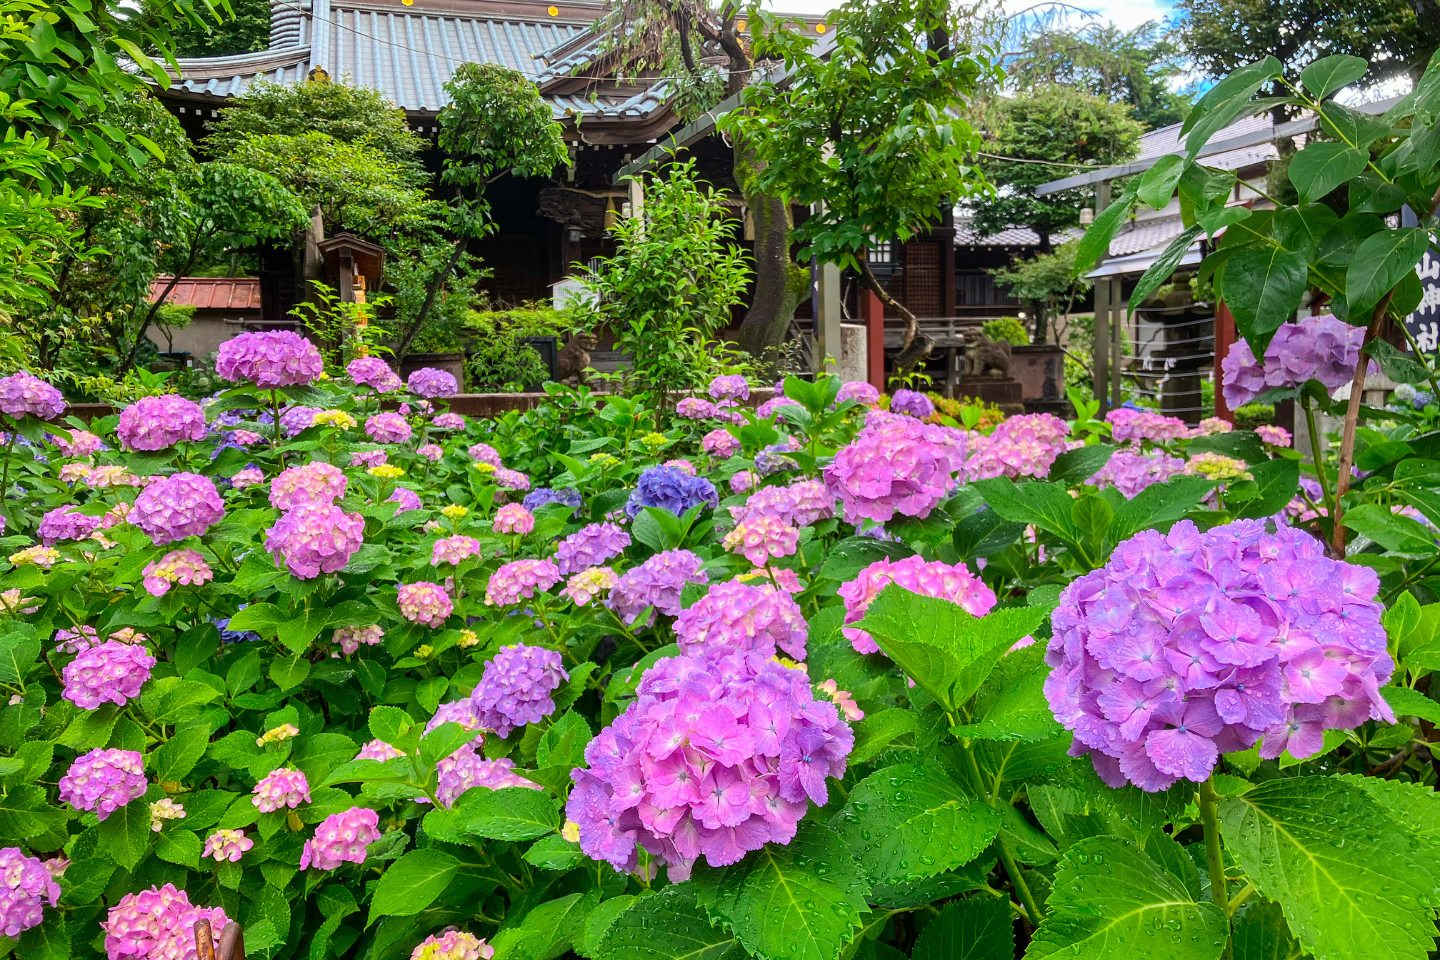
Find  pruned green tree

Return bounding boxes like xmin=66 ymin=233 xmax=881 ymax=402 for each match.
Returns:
xmin=395 ymin=62 xmax=569 ymax=357
xmin=574 ymin=159 xmax=751 ymax=421
xmin=725 ymin=0 xmax=993 ymax=373
xmin=137 ymin=0 xmax=270 ymax=57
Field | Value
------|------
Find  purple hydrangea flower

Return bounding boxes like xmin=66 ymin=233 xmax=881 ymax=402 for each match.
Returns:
xmin=216 ymin=331 xmax=324 ymax=388
xmin=0 ymin=371 xmax=65 ymax=421
xmin=1045 ymin=519 xmax=1395 ymax=792
xmin=625 ymin=466 xmax=718 ymax=519
xmin=37 ymin=505 xmax=102 ymax=545
xmin=469 ymin=443 xmax=502 ymax=467
xmin=730 ymin=479 xmax=834 ymax=528
xmin=0 ymin=847 xmax=60 ymax=937
xmin=279 ymin=405 xmax=319 ymax=436
xmin=433 ymin=412 xmax=466 ymax=430
xmin=701 ymin=429 xmax=740 ymax=459
xmin=300 ymin=807 xmax=381 ymax=870
xmin=132 ymin=473 xmax=225 ymax=545
xmin=608 ymin=549 xmax=709 ymax=626
xmin=437 ymin=746 xmax=539 ymax=807
xmin=676 ymin=579 xmax=808 ymax=660
xmin=389 ymin=486 xmax=422 ymax=512
xmin=103 ymin=884 xmax=230 ymax=960
xmin=567 ymin=651 xmax=852 ymax=879
xmin=1088 ymin=449 xmax=1186 ymax=498
xmin=839 ymin=556 xmax=996 ymax=655
xmin=469 ymin=644 xmax=568 ymax=738
xmin=408 ymin=367 xmax=458 ymax=399
xmin=676 ymin=397 xmax=718 ymax=420
xmin=264 ymin=503 xmax=364 ymax=578
xmin=61 ymin=640 xmax=156 ymax=710
xmin=346 ymin=356 xmax=402 ymax=392
xmin=708 ymin=375 xmax=750 ymax=402
xmin=555 ymin=522 xmax=631 ymax=575
xmin=523 ymin=487 xmax=582 ymax=513
xmin=1222 ymin=314 xmax=1364 ymax=408
xmin=59 ymin=748 xmax=146 ymax=820
xmin=889 ymin=389 xmax=934 ymax=419
xmin=116 ymin=395 xmax=207 ymax=452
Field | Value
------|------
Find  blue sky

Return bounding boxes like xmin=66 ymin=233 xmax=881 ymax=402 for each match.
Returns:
xmin=768 ymin=0 xmax=1179 ymax=32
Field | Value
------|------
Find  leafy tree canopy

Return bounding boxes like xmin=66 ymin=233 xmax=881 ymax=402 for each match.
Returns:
xmin=137 ymin=0 xmax=270 ymax=57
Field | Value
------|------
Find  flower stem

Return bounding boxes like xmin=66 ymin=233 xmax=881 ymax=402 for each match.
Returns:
xmin=995 ymin=833 xmax=1043 ymax=927
xmin=1198 ymin=776 xmax=1233 ymax=956
xmin=1301 ymin=397 xmax=1334 ymax=520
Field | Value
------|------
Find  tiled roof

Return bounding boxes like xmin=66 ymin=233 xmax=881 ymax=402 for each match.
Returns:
xmin=167 ymin=0 xmax=670 ymax=123
xmin=150 ymin=277 xmax=262 ymax=311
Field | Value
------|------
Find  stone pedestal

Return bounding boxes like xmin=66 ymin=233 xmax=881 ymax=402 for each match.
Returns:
xmin=962 ymin=376 xmax=1024 ymax=407
xmin=1011 ymin=344 xmax=1066 ymax=403
xmin=839 ymin=323 xmax=869 ymax=384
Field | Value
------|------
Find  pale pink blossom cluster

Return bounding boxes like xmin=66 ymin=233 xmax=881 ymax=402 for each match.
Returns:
xmin=398 ymin=581 xmax=454 ymax=627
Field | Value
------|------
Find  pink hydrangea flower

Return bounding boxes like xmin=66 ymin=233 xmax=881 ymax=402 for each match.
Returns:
xmin=230 ymin=466 xmax=265 ymax=489
xmin=433 ymin=412 xmax=465 ymax=430
xmin=103 ymin=884 xmax=230 ymax=960
xmin=825 ymin=415 xmax=965 ymax=524
xmin=142 ymin=548 xmax=213 ymax=596
xmin=357 ymin=739 xmax=404 ymax=761
xmin=264 ymin=503 xmax=364 ymax=579
xmin=203 ymin=829 xmax=253 ymax=863
xmin=965 ymin=413 xmax=1070 ymax=480
xmin=701 ymin=429 xmax=740 ymax=458
xmin=730 ymin=470 xmax=760 ymax=494
xmin=708 ymin=374 xmax=750 ymax=401
xmin=432 ymin=535 xmax=482 ymax=566
xmin=837 ymin=381 xmax=880 ymax=406
xmin=840 ymin=556 xmax=996 ymax=655
xmin=722 ymin=514 xmax=799 ymax=567
xmin=252 ymin=768 xmax=311 ymax=812
xmin=398 ymin=581 xmax=454 ymax=627
xmin=389 ymin=486 xmax=422 ymax=512
xmin=1105 ymin=407 xmax=1190 ymax=444
xmin=61 ymin=640 xmax=155 ymax=709
xmin=216 ymin=331 xmax=323 ymax=388
xmin=485 ymin=559 xmax=561 ymax=606
xmin=437 ymin=747 xmax=539 ymax=807
xmin=676 ymin=397 xmax=717 ymax=420
xmin=676 ymin=579 xmax=808 ymax=660
xmin=334 ymin=625 xmax=383 ymax=655
xmin=300 ymin=807 xmax=381 ymax=870
xmin=59 ymin=748 xmax=146 ymax=820
xmin=269 ymin=461 xmax=347 ymax=510
xmin=351 ymin=450 xmax=387 ymax=469
xmin=1256 ymin=424 xmax=1292 ymax=446
xmin=493 ymin=503 xmax=534 ymax=535
xmin=731 ymin=479 xmax=834 ymax=528
xmin=563 ymin=566 xmax=618 ymax=606
xmin=366 ymin=412 xmax=412 ymax=444
xmin=54 ymin=625 xmax=99 ymax=654
xmin=468 ymin=443 xmax=501 ymax=467
xmin=493 ymin=468 xmax=530 ymax=492
xmin=1088 ymin=449 xmax=1186 ymax=499
xmin=52 ymin=427 xmax=103 ymax=458
xmin=417 ymin=443 xmax=442 ymax=461
xmin=567 ymin=651 xmax=852 ymax=879
xmin=410 ymin=930 xmax=495 ymax=960
xmin=116 ymin=394 xmax=207 ymax=452
xmin=0 ymin=847 xmax=61 ymax=937
xmin=131 ymin=473 xmax=225 ymax=545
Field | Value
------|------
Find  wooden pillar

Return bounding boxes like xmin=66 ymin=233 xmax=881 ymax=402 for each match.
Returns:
xmin=1092 ymin=180 xmax=1112 ymax=412
xmin=1214 ymin=299 xmax=1237 ymax=422
xmin=1110 ymin=277 xmax=1123 ymax=409
xmin=861 ymin=287 xmax=886 ymax=390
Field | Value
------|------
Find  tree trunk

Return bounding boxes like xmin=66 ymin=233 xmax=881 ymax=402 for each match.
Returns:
xmin=858 ymin=257 xmax=931 ymax=379
xmin=395 ymin=234 xmax=468 ymax=361
xmin=735 ymin=189 xmax=804 ymax=358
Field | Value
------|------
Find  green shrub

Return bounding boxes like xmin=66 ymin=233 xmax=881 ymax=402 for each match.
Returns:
xmin=461 ymin=306 xmax=565 ymax=392
xmin=982 ymin=316 xmax=1030 ymax=346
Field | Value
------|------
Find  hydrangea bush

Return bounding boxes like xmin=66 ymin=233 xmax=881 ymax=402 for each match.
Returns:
xmin=0 ymin=313 xmax=1436 ymax=960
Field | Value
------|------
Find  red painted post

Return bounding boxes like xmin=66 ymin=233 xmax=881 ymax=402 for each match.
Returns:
xmin=1214 ymin=299 xmax=1237 ymax=422
xmin=861 ymin=287 xmax=886 ymax=390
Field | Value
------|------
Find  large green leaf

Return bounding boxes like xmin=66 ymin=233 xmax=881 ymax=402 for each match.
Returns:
xmin=912 ymin=896 xmax=1014 ymax=960
xmin=1288 ymin=142 xmax=1368 ymax=204
xmin=1110 ymin=475 xmax=1215 ymax=540
xmin=1219 ymin=777 xmax=1440 ymax=960
xmin=1232 ymin=900 xmax=1305 ymax=960
xmin=493 ymin=890 xmax=599 ymax=960
xmin=950 ymin=649 xmax=1064 ymax=743
xmin=1219 ymin=243 xmax=1309 ymax=345
xmin=1027 ymin=835 xmax=1226 ymax=960
xmin=1076 ymin=184 xmax=1140 ymax=274
xmin=97 ymin=799 xmax=153 ymax=871
xmin=1300 ymin=55 xmax=1369 ymax=100
xmin=449 ymin=787 xmax=559 ymax=841
xmin=1341 ymin=503 xmax=1437 ymax=557
xmin=692 ymin=824 xmax=870 ymax=960
xmin=1130 ymin=225 xmax=1205 ymax=308
xmin=367 ymin=848 xmax=460 ymax=923
xmin=1182 ymin=57 xmax=1283 ymax=158
xmin=0 ymin=625 xmax=40 ymax=685
xmin=597 ymin=888 xmax=743 ymax=960
xmin=1346 ymin=227 xmax=1433 ymax=319
xmin=833 ymin=762 xmax=1001 ymax=887
xmin=856 ymin=587 xmax=1051 ymax=713
xmin=972 ymin=478 xmax=1081 ymax=544
xmin=151 ymin=724 xmax=211 ymax=783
